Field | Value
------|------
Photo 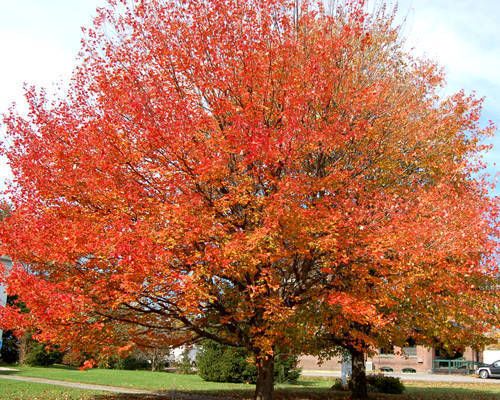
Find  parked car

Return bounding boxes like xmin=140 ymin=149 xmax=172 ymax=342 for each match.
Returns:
xmin=476 ymin=360 xmax=500 ymax=379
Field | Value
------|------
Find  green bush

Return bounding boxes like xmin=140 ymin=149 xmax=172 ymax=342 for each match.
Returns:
xmin=197 ymin=341 xmax=255 ymax=382
xmin=330 ymin=378 xmax=348 ymax=391
xmin=24 ymin=341 xmax=63 ymax=366
xmin=96 ymin=354 xmax=150 ymax=370
xmin=197 ymin=341 xmax=300 ymax=384
xmin=116 ymin=355 xmax=150 ymax=370
xmin=274 ymin=354 xmax=301 ymax=383
xmin=366 ymin=374 xmax=405 ymax=394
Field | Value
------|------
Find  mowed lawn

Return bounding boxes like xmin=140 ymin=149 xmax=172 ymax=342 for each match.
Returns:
xmin=1 ymin=365 xmax=275 ymax=391
xmin=0 ymin=365 xmax=499 ymax=399
xmin=0 ymin=378 xmax=98 ymax=400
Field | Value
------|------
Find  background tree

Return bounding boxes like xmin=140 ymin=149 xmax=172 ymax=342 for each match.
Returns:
xmin=294 ymin=173 xmax=499 ymax=398
xmin=0 ymin=1 xmax=498 ymax=399
xmin=139 ymin=346 xmax=170 ymax=372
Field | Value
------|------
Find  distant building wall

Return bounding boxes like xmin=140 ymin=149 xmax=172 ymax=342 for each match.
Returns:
xmin=299 ymin=345 xmax=485 ymax=374
xmin=298 ymin=355 xmax=342 ymax=371
xmin=299 ymin=346 xmax=431 ymax=373
xmin=371 ymin=346 xmax=431 ymax=373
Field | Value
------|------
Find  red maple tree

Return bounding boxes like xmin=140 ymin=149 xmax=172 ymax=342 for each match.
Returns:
xmin=1 ymin=1 xmax=498 ymax=399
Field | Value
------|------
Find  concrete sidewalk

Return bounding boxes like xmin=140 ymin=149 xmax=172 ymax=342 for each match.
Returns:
xmin=301 ymin=369 xmax=500 ymax=384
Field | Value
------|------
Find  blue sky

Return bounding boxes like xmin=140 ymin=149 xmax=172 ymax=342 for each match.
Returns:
xmin=0 ymin=0 xmax=498 ymax=193
xmin=397 ymin=0 xmax=500 ymax=194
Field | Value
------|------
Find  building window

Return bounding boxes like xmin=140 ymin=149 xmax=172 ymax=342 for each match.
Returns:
xmin=403 ymin=337 xmax=417 ymax=357
xmin=403 ymin=346 xmax=417 ymax=357
xmin=379 ymin=346 xmax=395 ymax=356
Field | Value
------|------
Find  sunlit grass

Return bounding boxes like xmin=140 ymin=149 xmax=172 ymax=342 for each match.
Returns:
xmin=0 ymin=365 xmax=498 ymax=399
xmin=0 ymin=379 xmax=98 ymax=400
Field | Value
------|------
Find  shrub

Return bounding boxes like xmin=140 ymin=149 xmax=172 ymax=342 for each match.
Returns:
xmin=274 ymin=354 xmax=301 ymax=384
xmin=23 ymin=341 xmax=63 ymax=366
xmin=196 ymin=341 xmax=300 ymax=384
xmin=96 ymin=353 xmax=150 ymax=370
xmin=116 ymin=355 xmax=150 ymax=370
xmin=197 ymin=341 xmax=255 ymax=382
xmin=331 ymin=378 xmax=349 ymax=391
xmin=96 ymin=354 xmax=115 ymax=369
xmin=366 ymin=374 xmax=405 ymax=394
xmin=62 ymin=350 xmax=87 ymax=368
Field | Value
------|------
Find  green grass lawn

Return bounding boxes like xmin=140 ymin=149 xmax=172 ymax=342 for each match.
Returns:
xmin=404 ymin=381 xmax=500 ymax=398
xmin=0 ymin=379 xmax=97 ymax=400
xmin=2 ymin=365 xmax=281 ymax=391
xmin=0 ymin=365 xmax=499 ymax=399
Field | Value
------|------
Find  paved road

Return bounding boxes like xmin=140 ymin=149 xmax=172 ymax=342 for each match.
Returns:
xmin=301 ymin=369 xmax=500 ymax=384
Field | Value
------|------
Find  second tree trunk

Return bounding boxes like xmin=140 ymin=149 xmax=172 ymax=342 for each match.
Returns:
xmin=254 ymin=354 xmax=274 ymax=400
xmin=350 ymin=348 xmax=368 ymax=399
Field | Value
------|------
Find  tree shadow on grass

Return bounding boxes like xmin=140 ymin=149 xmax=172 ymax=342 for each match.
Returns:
xmin=286 ymin=381 xmax=319 ymax=387
xmin=0 ymin=368 xmax=19 ymax=375
xmin=0 ymin=363 xmax=75 ymax=374
xmin=90 ymin=385 xmax=500 ymax=400
xmin=92 ymin=387 xmax=345 ymax=400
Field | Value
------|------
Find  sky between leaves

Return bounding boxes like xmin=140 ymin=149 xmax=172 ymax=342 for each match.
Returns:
xmin=0 ymin=0 xmax=498 ymax=194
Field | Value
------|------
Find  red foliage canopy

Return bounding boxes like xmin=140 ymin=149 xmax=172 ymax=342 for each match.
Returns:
xmin=0 ymin=2 xmax=498 ymax=396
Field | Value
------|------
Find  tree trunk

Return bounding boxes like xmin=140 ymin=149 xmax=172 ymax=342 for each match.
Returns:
xmin=18 ymin=332 xmax=30 ymax=365
xmin=255 ymin=354 xmax=274 ymax=400
xmin=350 ymin=348 xmax=368 ymax=400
